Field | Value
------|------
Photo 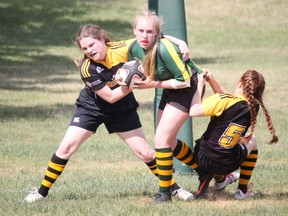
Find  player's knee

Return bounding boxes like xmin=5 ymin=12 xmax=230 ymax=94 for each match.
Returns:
xmin=56 ymin=143 xmax=77 ymax=158
xmin=247 ymin=134 xmax=258 ymax=150
xmin=154 ymin=134 xmax=172 ymax=147
xmin=141 ymin=149 xmax=155 ymax=162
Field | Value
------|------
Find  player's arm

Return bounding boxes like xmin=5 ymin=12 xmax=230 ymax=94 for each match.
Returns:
xmin=132 ymin=39 xmax=190 ymax=89
xmin=95 ymin=85 xmax=132 ymax=104
xmin=164 ymin=35 xmax=189 ymax=61
xmin=84 ymin=76 xmax=132 ymax=104
xmin=136 ymin=79 xmax=189 ymax=89
xmin=81 ymin=59 xmax=132 ymax=104
xmin=190 ymin=70 xmax=228 ymax=117
xmin=206 ymin=72 xmax=227 ymax=94
xmin=189 ymin=72 xmax=206 ymax=117
xmin=159 ymin=39 xmax=191 ymax=89
xmin=133 ymin=76 xmax=190 ymax=90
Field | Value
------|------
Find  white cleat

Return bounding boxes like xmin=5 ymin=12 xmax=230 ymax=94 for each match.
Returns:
xmin=172 ymin=187 xmax=194 ymax=201
xmin=24 ymin=187 xmax=44 ymax=203
xmin=234 ymin=183 xmax=254 ymax=200
xmin=234 ymin=189 xmax=254 ymax=200
xmin=214 ymin=172 xmax=240 ymax=191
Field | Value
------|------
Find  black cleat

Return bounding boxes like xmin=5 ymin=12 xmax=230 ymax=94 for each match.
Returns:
xmin=196 ymin=173 xmax=213 ymax=199
xmin=153 ymin=192 xmax=172 ymax=203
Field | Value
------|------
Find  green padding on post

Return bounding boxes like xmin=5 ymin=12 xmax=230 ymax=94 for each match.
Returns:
xmin=148 ymin=0 xmax=193 ymax=174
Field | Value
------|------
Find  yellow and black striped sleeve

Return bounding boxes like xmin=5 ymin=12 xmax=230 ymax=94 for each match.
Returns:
xmin=202 ymin=93 xmax=248 ymax=117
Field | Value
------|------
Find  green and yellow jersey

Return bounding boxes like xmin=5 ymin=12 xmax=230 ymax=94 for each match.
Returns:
xmin=128 ymin=38 xmax=202 ymax=82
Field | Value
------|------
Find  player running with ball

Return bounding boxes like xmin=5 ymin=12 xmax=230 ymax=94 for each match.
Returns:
xmin=24 ymin=24 xmax=194 ymax=203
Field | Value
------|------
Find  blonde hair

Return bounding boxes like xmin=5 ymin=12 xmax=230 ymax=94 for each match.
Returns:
xmin=134 ymin=10 xmax=163 ymax=80
xmin=239 ymin=70 xmax=278 ymax=144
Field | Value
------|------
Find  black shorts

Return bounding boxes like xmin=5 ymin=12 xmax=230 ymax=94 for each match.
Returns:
xmin=69 ymin=106 xmax=142 ymax=134
xmin=194 ymin=139 xmax=248 ymax=175
xmin=158 ymin=73 xmax=197 ymax=113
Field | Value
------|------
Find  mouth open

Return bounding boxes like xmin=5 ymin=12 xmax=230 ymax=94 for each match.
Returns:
xmin=91 ymin=51 xmax=97 ymax=57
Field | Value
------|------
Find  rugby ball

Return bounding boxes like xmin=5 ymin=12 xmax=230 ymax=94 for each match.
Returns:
xmin=118 ymin=59 xmax=146 ymax=89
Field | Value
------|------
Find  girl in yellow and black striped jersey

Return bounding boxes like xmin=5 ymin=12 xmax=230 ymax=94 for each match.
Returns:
xmin=189 ymin=69 xmax=278 ymax=199
xmin=24 ymin=24 xmax=194 ymax=203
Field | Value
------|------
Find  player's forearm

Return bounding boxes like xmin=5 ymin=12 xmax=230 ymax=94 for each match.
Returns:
xmin=208 ymin=79 xmax=227 ymax=94
xmin=189 ymin=83 xmax=205 ymax=117
xmin=109 ymin=87 xmax=132 ymax=103
xmin=164 ymin=35 xmax=187 ymax=47
xmin=164 ymin=35 xmax=189 ymax=60
xmin=97 ymin=86 xmax=132 ymax=104
xmin=153 ymin=79 xmax=190 ymax=89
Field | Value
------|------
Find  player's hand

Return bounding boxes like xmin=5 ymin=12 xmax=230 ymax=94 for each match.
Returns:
xmin=203 ymin=69 xmax=214 ymax=83
xmin=198 ymin=69 xmax=208 ymax=86
xmin=116 ymin=81 xmax=128 ymax=86
xmin=132 ymin=78 xmax=154 ymax=89
xmin=115 ymin=69 xmax=128 ymax=86
xmin=178 ymin=42 xmax=190 ymax=61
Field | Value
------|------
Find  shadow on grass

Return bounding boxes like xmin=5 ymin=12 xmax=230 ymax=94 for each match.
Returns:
xmin=53 ymin=188 xmax=288 ymax=202
xmin=0 ymin=0 xmax=224 ymax=83
xmin=0 ymin=0 xmax=225 ymax=122
xmin=0 ymin=0 xmax=134 ymax=46
xmin=0 ymin=103 xmax=75 ymax=120
xmin=208 ymin=189 xmax=288 ymax=201
xmin=0 ymin=0 xmax=135 ymax=89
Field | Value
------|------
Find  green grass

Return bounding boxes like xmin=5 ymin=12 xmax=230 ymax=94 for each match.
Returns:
xmin=1 ymin=0 xmax=288 ymax=215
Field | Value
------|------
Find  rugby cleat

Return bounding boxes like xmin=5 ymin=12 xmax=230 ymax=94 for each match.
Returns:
xmin=214 ymin=172 xmax=240 ymax=191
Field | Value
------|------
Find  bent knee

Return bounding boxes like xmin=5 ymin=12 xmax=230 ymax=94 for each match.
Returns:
xmin=141 ymin=150 xmax=156 ymax=163
xmin=56 ymin=144 xmax=78 ymax=159
xmin=250 ymin=134 xmax=258 ymax=149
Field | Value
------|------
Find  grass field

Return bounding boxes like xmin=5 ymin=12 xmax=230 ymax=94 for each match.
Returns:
xmin=0 ymin=0 xmax=287 ymax=215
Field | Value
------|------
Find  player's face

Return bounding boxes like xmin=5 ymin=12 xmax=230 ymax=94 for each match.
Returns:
xmin=234 ymin=81 xmax=244 ymax=95
xmin=134 ymin=18 xmax=158 ymax=50
xmin=79 ymin=36 xmax=108 ymax=61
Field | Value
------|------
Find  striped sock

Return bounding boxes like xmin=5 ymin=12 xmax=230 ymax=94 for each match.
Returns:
xmin=145 ymin=158 xmax=176 ymax=186
xmin=38 ymin=153 xmax=68 ymax=197
xmin=238 ymin=150 xmax=258 ymax=193
xmin=155 ymin=148 xmax=173 ymax=195
xmin=172 ymin=139 xmax=199 ymax=172
xmin=145 ymin=158 xmax=158 ymax=176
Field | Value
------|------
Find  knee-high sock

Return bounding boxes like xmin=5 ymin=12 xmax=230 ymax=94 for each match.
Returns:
xmin=172 ymin=139 xmax=201 ymax=174
xmin=145 ymin=158 xmax=158 ymax=176
xmin=38 ymin=153 xmax=68 ymax=197
xmin=238 ymin=150 xmax=258 ymax=193
xmin=155 ymin=148 xmax=173 ymax=194
xmin=146 ymin=158 xmax=177 ymax=188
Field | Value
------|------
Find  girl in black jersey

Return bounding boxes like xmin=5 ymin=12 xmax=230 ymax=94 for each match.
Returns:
xmin=24 ymin=24 xmax=194 ymax=203
xmin=189 ymin=69 xmax=278 ymax=199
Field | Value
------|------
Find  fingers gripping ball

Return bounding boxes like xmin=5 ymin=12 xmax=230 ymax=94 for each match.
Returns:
xmin=119 ymin=60 xmax=146 ymax=89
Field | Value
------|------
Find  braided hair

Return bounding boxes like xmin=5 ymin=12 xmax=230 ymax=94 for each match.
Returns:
xmin=239 ymin=70 xmax=278 ymax=144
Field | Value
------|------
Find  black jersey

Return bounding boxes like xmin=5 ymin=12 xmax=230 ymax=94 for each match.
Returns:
xmin=199 ymin=93 xmax=258 ymax=165
xmin=75 ymin=39 xmax=139 ymax=114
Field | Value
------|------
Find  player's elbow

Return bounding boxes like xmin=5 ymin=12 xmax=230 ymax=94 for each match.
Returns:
xmin=171 ymin=79 xmax=190 ymax=89
xmin=189 ymin=105 xmax=205 ymax=117
xmin=105 ymin=98 xmax=118 ymax=104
